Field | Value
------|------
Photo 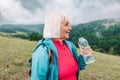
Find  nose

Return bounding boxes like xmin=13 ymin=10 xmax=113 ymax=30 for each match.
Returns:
xmin=69 ymin=25 xmax=72 ymax=30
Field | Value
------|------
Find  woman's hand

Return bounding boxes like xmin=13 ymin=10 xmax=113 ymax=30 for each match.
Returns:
xmin=80 ymin=46 xmax=93 ymax=56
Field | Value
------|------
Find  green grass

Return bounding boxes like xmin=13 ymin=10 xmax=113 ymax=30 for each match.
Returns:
xmin=0 ymin=36 xmax=120 ymax=80
xmin=79 ymin=51 xmax=120 ymax=80
xmin=0 ymin=36 xmax=37 ymax=80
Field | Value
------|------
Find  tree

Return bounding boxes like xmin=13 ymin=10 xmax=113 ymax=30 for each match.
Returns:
xmin=29 ymin=32 xmax=43 ymax=41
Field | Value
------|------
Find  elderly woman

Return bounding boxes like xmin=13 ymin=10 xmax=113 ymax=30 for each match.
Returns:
xmin=31 ymin=13 xmax=87 ymax=80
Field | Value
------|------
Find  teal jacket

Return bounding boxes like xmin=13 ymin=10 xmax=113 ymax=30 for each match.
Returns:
xmin=31 ymin=38 xmax=86 ymax=80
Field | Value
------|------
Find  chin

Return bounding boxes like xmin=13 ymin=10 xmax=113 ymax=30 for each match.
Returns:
xmin=61 ymin=37 xmax=68 ymax=40
xmin=61 ymin=35 xmax=69 ymax=40
xmin=65 ymin=36 xmax=69 ymax=39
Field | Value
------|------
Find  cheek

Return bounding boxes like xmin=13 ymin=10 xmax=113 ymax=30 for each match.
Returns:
xmin=60 ymin=31 xmax=65 ymax=38
xmin=61 ymin=28 xmax=66 ymax=35
xmin=61 ymin=30 xmax=68 ymax=38
xmin=60 ymin=31 xmax=65 ymax=37
xmin=60 ymin=27 xmax=64 ymax=34
xmin=60 ymin=26 xmax=69 ymax=38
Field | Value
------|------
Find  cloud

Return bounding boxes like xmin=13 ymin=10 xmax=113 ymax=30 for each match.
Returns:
xmin=0 ymin=0 xmax=120 ymax=24
xmin=0 ymin=0 xmax=39 ymax=24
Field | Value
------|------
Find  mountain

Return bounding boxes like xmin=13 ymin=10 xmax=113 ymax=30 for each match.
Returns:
xmin=69 ymin=18 xmax=120 ymax=55
xmin=0 ymin=24 xmax=44 ymax=35
xmin=0 ymin=18 xmax=120 ymax=55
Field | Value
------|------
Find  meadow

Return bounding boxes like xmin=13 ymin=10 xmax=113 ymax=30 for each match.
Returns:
xmin=0 ymin=36 xmax=120 ymax=80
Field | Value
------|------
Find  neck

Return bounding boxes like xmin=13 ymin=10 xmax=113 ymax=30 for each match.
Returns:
xmin=52 ymin=38 xmax=64 ymax=44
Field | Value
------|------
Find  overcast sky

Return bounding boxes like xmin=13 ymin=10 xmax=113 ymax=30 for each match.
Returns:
xmin=0 ymin=0 xmax=120 ymax=24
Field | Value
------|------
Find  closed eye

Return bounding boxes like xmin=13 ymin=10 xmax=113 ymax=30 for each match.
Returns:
xmin=64 ymin=22 xmax=69 ymax=26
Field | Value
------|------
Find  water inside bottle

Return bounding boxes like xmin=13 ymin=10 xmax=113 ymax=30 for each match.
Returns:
xmin=84 ymin=55 xmax=95 ymax=64
xmin=78 ymin=37 xmax=95 ymax=64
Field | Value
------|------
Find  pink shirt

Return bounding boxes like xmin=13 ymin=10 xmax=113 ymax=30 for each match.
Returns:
xmin=53 ymin=40 xmax=78 ymax=80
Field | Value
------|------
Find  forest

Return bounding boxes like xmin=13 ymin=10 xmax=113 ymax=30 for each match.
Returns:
xmin=69 ymin=19 xmax=120 ymax=55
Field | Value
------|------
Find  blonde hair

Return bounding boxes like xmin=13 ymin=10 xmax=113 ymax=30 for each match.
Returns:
xmin=43 ymin=13 xmax=65 ymax=38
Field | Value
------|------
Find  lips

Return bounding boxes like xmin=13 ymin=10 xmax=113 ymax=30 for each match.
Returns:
xmin=66 ymin=32 xmax=69 ymax=33
xmin=66 ymin=31 xmax=70 ymax=33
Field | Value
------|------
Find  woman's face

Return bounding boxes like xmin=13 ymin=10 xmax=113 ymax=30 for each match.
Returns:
xmin=60 ymin=17 xmax=72 ymax=40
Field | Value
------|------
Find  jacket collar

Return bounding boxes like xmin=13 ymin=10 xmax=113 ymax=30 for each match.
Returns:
xmin=42 ymin=38 xmax=74 ymax=57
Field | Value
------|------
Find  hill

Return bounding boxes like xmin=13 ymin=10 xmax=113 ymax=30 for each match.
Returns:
xmin=0 ymin=36 xmax=120 ymax=80
xmin=69 ymin=18 xmax=120 ymax=55
xmin=0 ymin=24 xmax=44 ymax=35
xmin=0 ymin=36 xmax=37 ymax=80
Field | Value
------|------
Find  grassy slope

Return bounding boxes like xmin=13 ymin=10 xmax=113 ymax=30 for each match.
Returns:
xmin=0 ymin=36 xmax=37 ymax=80
xmin=79 ymin=51 xmax=120 ymax=80
xmin=0 ymin=36 xmax=120 ymax=80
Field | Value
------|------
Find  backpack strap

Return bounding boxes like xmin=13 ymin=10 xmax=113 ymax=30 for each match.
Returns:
xmin=47 ymin=48 xmax=54 ymax=79
xmin=48 ymin=48 xmax=54 ymax=68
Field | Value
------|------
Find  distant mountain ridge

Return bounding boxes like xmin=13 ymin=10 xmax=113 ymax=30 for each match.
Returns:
xmin=0 ymin=18 xmax=120 ymax=54
xmin=0 ymin=24 xmax=44 ymax=35
xmin=0 ymin=18 xmax=120 ymax=35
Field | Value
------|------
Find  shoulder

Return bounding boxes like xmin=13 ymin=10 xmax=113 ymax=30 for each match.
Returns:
xmin=32 ymin=39 xmax=48 ymax=59
xmin=65 ymin=40 xmax=76 ymax=49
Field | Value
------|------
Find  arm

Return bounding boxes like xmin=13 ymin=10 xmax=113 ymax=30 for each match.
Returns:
xmin=71 ymin=42 xmax=86 ymax=71
xmin=31 ymin=45 xmax=49 ymax=80
xmin=77 ymin=55 xmax=86 ymax=70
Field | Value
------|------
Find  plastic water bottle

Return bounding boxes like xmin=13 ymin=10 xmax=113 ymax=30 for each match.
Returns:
xmin=78 ymin=37 xmax=95 ymax=64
